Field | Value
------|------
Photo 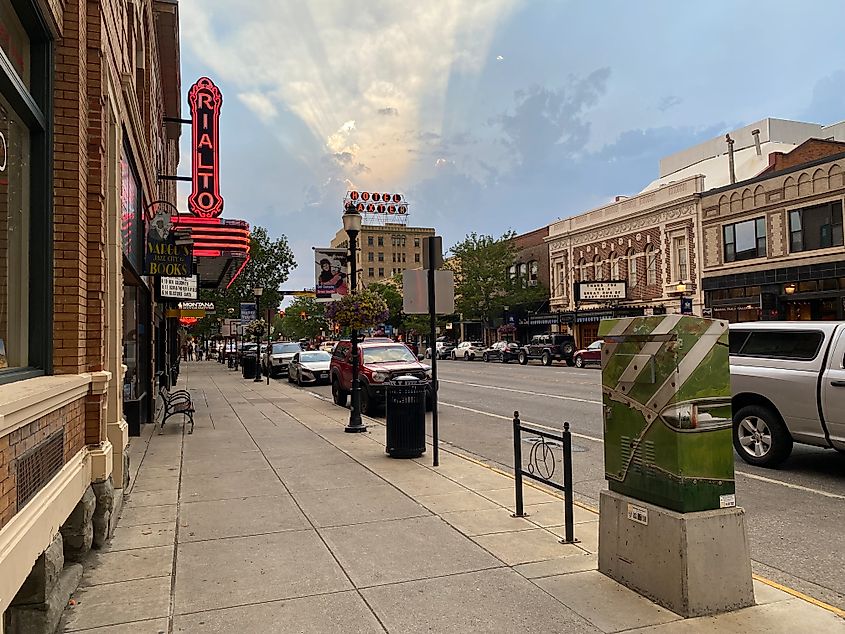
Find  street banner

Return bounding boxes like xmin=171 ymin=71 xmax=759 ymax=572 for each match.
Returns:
xmin=314 ymin=247 xmax=349 ymax=301
xmin=240 ymin=302 xmax=257 ymax=325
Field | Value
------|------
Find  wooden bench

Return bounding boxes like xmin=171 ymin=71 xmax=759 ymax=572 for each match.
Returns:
xmin=158 ymin=373 xmax=195 ymax=434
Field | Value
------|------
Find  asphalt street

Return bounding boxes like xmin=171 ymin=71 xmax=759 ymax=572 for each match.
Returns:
xmin=295 ymin=358 xmax=845 ymax=612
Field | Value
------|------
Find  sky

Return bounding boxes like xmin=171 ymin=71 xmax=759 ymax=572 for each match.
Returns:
xmin=175 ymin=0 xmax=845 ymax=296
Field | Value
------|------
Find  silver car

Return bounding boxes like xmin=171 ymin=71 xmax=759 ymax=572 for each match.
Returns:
xmin=265 ymin=341 xmax=302 ymax=377
xmin=730 ymin=321 xmax=845 ymax=466
xmin=288 ymin=351 xmax=332 ymax=386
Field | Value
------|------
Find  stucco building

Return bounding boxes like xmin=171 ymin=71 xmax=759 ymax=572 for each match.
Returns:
xmin=1 ymin=0 xmax=180 ymax=630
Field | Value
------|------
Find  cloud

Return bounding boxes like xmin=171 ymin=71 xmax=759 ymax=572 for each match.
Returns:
xmin=657 ymin=95 xmax=683 ymax=112
xmin=804 ymin=69 xmax=845 ymax=123
xmin=377 ymin=107 xmax=399 ymax=116
xmin=237 ymin=91 xmax=279 ymax=121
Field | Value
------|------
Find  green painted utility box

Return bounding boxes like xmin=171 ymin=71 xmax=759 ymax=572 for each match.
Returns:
xmin=598 ymin=315 xmax=735 ymax=513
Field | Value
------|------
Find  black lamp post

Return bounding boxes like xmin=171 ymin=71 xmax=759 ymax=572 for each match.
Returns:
xmin=253 ymin=287 xmax=264 ymax=382
xmin=343 ymin=205 xmax=366 ymax=433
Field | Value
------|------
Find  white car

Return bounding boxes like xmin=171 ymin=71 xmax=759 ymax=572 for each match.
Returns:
xmin=264 ymin=341 xmax=302 ymax=377
xmin=288 ymin=351 xmax=332 ymax=385
xmin=319 ymin=341 xmax=338 ymax=353
xmin=451 ymin=341 xmax=486 ymax=361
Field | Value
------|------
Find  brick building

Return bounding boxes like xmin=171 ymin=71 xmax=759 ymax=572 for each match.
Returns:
xmin=507 ymin=226 xmax=552 ymax=340
xmin=701 ymin=141 xmax=845 ymax=322
xmin=0 ymin=0 xmax=180 ymax=630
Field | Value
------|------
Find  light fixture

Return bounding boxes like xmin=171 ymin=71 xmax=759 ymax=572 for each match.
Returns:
xmin=253 ymin=287 xmax=263 ymax=297
xmin=675 ymin=283 xmax=687 ymax=293
xmin=343 ymin=207 xmax=363 ymax=234
xmin=784 ymin=283 xmax=796 ymax=295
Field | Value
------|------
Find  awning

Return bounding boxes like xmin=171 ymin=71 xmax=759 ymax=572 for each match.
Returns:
xmin=171 ymin=215 xmax=250 ymax=289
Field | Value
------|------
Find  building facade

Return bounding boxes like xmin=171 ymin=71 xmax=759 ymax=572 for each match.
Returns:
xmin=330 ymin=222 xmax=434 ymax=287
xmin=701 ymin=142 xmax=845 ymax=322
xmin=1 ymin=0 xmax=180 ymax=630
xmin=546 ymin=176 xmax=705 ymax=345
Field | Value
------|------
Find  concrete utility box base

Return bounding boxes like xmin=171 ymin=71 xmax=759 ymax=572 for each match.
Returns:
xmin=598 ymin=490 xmax=755 ymax=617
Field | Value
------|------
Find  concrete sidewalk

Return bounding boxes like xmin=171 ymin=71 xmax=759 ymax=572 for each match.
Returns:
xmin=60 ymin=362 xmax=844 ymax=633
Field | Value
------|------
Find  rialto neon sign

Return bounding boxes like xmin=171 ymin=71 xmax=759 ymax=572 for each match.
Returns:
xmin=188 ymin=77 xmax=224 ymax=218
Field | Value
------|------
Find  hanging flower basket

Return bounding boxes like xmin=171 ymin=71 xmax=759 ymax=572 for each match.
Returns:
xmin=497 ymin=323 xmax=517 ymax=336
xmin=325 ymin=290 xmax=389 ymax=331
xmin=245 ymin=319 xmax=267 ymax=337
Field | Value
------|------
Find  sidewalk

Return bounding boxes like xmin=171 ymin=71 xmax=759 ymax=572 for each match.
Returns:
xmin=60 ymin=362 xmax=844 ymax=633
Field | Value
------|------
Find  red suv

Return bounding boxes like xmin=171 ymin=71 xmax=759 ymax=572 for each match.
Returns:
xmin=330 ymin=338 xmax=432 ymax=415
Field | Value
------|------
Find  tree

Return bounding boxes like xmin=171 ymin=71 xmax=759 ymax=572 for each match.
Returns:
xmin=448 ymin=231 xmax=545 ymax=333
xmin=366 ymin=280 xmax=404 ymax=329
xmin=193 ymin=226 xmax=296 ymax=336
xmin=276 ymin=297 xmax=328 ymax=341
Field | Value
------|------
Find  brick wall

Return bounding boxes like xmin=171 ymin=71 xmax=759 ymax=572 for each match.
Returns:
xmin=765 ymin=140 xmax=845 ymax=174
xmin=0 ymin=398 xmax=86 ymax=530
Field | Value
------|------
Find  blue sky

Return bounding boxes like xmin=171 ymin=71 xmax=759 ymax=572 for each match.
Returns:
xmin=176 ymin=0 xmax=845 ymax=294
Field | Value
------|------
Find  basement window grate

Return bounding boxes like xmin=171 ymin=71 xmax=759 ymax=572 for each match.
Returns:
xmin=16 ymin=430 xmax=65 ymax=511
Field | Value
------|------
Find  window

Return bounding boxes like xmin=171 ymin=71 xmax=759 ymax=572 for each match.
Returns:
xmin=367 ymin=252 xmax=373 ymax=262
xmin=415 ymin=253 xmax=420 ymax=263
xmin=367 ymin=236 xmax=374 ymax=246
xmin=377 ymin=236 xmax=384 ymax=246
xmin=402 ymin=253 xmax=406 ymax=263
xmin=672 ymin=236 xmax=688 ymax=281
xmin=508 ymin=264 xmax=517 ymax=279
xmin=593 ymin=256 xmax=602 ymax=280
xmin=724 ymin=218 xmax=766 ymax=262
xmin=645 ymin=244 xmax=657 ymax=286
xmin=577 ymin=258 xmax=588 ymax=281
xmin=378 ymin=252 xmax=384 ymax=262
xmin=789 ymin=201 xmax=843 ymax=253
xmin=529 ymin=260 xmax=538 ymax=282
xmin=402 ymin=236 xmax=406 ymax=247
xmin=730 ymin=329 xmax=823 ymax=360
xmin=392 ymin=253 xmax=396 ymax=262
xmin=378 ymin=267 xmax=384 ymax=277
xmin=414 ymin=237 xmax=420 ymax=247
xmin=610 ymin=253 xmax=620 ymax=279
xmin=368 ymin=267 xmax=374 ymax=277
xmin=627 ymin=250 xmax=637 ymax=287
xmin=518 ymin=263 xmax=527 ymax=279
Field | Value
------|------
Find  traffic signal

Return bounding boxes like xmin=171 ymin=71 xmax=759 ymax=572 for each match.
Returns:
xmin=300 ymin=311 xmax=307 ymax=319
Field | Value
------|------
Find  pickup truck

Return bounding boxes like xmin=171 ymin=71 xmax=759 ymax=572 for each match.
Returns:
xmin=517 ymin=334 xmax=577 ymax=366
xmin=729 ymin=321 xmax=845 ymax=466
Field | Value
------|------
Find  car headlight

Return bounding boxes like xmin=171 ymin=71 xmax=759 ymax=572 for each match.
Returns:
xmin=301 ymin=368 xmax=314 ymax=377
xmin=372 ymin=372 xmax=389 ymax=383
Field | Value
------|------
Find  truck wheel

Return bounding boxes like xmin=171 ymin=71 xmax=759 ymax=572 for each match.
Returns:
xmin=563 ymin=342 xmax=576 ymax=356
xmin=360 ymin=387 xmax=373 ymax=416
xmin=574 ymin=355 xmax=584 ymax=368
xmin=541 ymin=351 xmax=552 ymax=366
xmin=332 ymin=378 xmax=348 ymax=407
xmin=518 ymin=351 xmax=528 ymax=365
xmin=733 ymin=405 xmax=793 ymax=467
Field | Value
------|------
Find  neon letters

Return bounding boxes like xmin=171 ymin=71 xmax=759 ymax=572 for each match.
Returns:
xmin=188 ymin=77 xmax=224 ymax=218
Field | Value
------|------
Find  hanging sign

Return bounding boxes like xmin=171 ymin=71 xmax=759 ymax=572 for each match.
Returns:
xmin=188 ymin=77 xmax=224 ymax=218
xmin=145 ymin=211 xmax=193 ymax=276
xmin=160 ymin=275 xmax=198 ymax=299
xmin=575 ymin=281 xmax=627 ymax=303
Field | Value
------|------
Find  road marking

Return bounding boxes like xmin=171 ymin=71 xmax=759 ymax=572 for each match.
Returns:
xmin=751 ymin=574 xmax=845 ymax=618
xmin=736 ymin=471 xmax=845 ymax=501
xmin=439 ymin=379 xmax=602 ymax=405
xmin=440 ymin=401 xmax=845 ymax=501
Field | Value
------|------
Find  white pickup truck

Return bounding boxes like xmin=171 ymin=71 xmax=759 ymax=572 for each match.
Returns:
xmin=729 ymin=321 xmax=845 ymax=466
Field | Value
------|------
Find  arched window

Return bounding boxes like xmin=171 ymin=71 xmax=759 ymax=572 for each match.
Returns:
xmin=627 ymin=249 xmax=637 ymax=287
xmin=529 ymin=260 xmax=539 ymax=283
xmin=518 ymin=262 xmax=528 ymax=279
xmin=577 ymin=258 xmax=587 ymax=282
xmin=508 ymin=264 xmax=517 ymax=279
xmin=645 ymin=244 xmax=657 ymax=286
xmin=610 ymin=253 xmax=620 ymax=279
xmin=593 ymin=255 xmax=602 ymax=280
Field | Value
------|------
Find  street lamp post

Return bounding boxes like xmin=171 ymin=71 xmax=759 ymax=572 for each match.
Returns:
xmin=253 ymin=287 xmax=264 ymax=382
xmin=343 ymin=205 xmax=366 ymax=433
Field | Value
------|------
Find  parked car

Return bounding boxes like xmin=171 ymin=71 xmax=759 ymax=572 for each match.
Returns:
xmin=263 ymin=341 xmax=303 ymax=377
xmin=319 ymin=341 xmax=338 ymax=353
xmin=573 ymin=340 xmax=604 ymax=368
xmin=331 ymin=339 xmax=432 ymax=415
xmin=451 ymin=341 xmax=486 ymax=361
xmin=729 ymin=321 xmax=845 ymax=467
xmin=288 ymin=350 xmax=332 ymax=386
xmin=426 ymin=340 xmax=455 ymax=359
xmin=517 ymin=333 xmax=577 ymax=366
xmin=482 ymin=341 xmax=520 ymax=363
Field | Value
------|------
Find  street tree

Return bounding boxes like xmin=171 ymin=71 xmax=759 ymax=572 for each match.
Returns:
xmin=276 ymin=297 xmax=328 ymax=341
xmin=366 ymin=280 xmax=404 ymax=329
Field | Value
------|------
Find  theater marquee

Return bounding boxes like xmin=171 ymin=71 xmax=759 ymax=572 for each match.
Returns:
xmin=188 ymin=77 xmax=224 ymax=218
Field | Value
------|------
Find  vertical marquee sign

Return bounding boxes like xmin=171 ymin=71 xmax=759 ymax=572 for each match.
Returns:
xmin=188 ymin=77 xmax=224 ymax=218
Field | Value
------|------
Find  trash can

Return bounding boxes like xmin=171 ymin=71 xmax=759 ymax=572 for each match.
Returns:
xmin=385 ymin=376 xmax=427 ymax=458
xmin=241 ymin=354 xmax=258 ymax=379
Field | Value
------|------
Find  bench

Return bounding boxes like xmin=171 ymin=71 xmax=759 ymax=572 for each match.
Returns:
xmin=157 ymin=372 xmax=195 ymax=434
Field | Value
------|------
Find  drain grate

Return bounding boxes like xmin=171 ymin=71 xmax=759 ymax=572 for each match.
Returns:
xmin=16 ymin=430 xmax=65 ymax=511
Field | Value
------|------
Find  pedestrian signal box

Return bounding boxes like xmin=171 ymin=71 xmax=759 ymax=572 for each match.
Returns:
xmin=597 ymin=315 xmax=735 ymax=513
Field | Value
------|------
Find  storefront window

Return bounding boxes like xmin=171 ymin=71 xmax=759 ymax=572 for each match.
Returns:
xmin=0 ymin=0 xmax=31 ymax=89
xmin=120 ymin=151 xmax=142 ymax=269
xmin=123 ymin=285 xmax=138 ymax=401
xmin=0 ymin=92 xmax=30 ymax=370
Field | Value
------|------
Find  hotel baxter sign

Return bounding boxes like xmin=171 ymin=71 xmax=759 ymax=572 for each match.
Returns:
xmin=188 ymin=77 xmax=224 ymax=218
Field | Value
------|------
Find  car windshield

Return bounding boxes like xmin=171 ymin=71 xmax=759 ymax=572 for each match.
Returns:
xmin=363 ymin=345 xmax=417 ymax=363
xmin=588 ymin=341 xmax=602 ymax=350
xmin=300 ymin=351 xmax=330 ymax=363
xmin=272 ymin=343 xmax=301 ymax=354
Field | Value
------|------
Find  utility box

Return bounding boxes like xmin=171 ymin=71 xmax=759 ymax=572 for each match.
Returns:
xmin=597 ymin=315 xmax=735 ymax=513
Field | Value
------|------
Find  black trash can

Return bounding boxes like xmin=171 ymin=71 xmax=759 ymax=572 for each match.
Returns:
xmin=241 ymin=354 xmax=258 ymax=379
xmin=385 ymin=376 xmax=427 ymax=458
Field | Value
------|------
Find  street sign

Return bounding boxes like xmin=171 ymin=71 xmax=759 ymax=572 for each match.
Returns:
xmin=160 ymin=275 xmax=198 ymax=300
xmin=422 ymin=236 xmax=443 ymax=270
xmin=402 ymin=269 xmax=455 ymax=314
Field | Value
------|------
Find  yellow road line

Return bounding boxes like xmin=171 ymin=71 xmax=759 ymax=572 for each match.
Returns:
xmin=447 ymin=445 xmax=845 ymax=620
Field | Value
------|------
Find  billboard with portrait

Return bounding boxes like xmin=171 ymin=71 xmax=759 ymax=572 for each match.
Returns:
xmin=314 ymin=247 xmax=349 ymax=301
